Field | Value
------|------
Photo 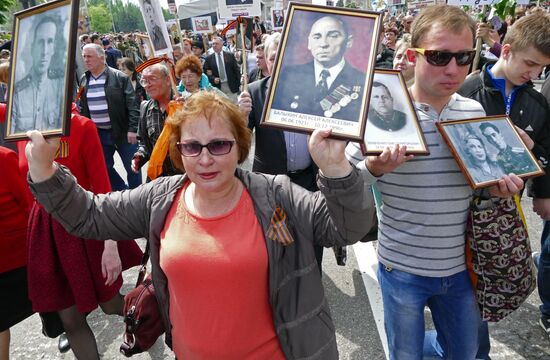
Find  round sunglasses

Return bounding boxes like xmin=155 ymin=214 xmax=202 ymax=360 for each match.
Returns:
xmin=176 ymin=140 xmax=235 ymax=157
xmin=412 ymin=48 xmax=476 ymax=67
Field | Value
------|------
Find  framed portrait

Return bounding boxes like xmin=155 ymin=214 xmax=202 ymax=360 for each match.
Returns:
xmin=272 ymin=9 xmax=285 ymax=30
xmin=261 ymin=3 xmax=382 ymax=141
xmin=4 ymin=0 xmax=79 ymax=141
xmin=361 ymin=69 xmax=428 ymax=155
xmin=138 ymin=0 xmax=173 ymax=56
xmin=436 ymin=116 xmax=544 ymax=189
xmin=192 ymin=16 xmax=213 ymax=34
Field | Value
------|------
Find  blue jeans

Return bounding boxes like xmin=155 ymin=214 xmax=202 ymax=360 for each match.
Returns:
xmin=539 ymin=221 xmax=550 ymax=317
xmin=97 ymin=129 xmax=141 ymax=191
xmin=377 ymin=263 xmax=480 ymax=360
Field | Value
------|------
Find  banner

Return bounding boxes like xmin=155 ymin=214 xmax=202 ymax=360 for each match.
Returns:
xmin=138 ymin=0 xmax=173 ymax=56
xmin=218 ymin=0 xmax=261 ymax=19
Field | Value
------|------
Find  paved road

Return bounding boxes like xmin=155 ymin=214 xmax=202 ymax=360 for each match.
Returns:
xmin=9 ymin=144 xmax=550 ymax=359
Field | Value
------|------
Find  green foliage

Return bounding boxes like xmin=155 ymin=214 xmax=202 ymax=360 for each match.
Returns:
xmin=111 ymin=0 xmax=145 ymax=33
xmin=493 ymin=0 xmax=516 ymax=20
xmin=88 ymin=3 xmax=114 ymax=33
xmin=345 ymin=1 xmax=359 ymax=8
xmin=0 ymin=0 xmax=16 ymax=26
xmin=336 ymin=0 xmax=344 ymax=7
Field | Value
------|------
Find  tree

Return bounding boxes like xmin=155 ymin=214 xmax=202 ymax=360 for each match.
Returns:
xmin=0 ymin=0 xmax=16 ymax=26
xmin=88 ymin=3 xmax=114 ymax=33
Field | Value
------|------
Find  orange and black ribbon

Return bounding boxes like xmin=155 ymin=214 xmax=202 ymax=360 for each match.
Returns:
xmin=220 ymin=16 xmax=245 ymax=37
xmin=266 ymin=207 xmax=294 ymax=246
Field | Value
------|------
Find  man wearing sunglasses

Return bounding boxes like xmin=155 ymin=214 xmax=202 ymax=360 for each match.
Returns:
xmin=346 ymin=5 xmax=524 ymax=359
xmin=459 ymin=13 xmax=550 ymax=358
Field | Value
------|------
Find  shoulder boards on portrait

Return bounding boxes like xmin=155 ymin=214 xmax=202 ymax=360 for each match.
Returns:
xmin=14 ymin=75 xmax=32 ymax=91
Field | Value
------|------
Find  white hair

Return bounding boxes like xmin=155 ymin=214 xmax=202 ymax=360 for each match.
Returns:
xmin=83 ymin=43 xmax=105 ymax=58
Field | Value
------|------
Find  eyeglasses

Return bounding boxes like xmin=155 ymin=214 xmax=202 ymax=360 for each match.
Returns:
xmin=176 ymin=140 xmax=235 ymax=157
xmin=139 ymin=76 xmax=162 ymax=86
xmin=412 ymin=48 xmax=476 ymax=66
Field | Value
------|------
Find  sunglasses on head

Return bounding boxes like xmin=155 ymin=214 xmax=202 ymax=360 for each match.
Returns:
xmin=412 ymin=48 xmax=476 ymax=66
xmin=176 ymin=140 xmax=235 ymax=157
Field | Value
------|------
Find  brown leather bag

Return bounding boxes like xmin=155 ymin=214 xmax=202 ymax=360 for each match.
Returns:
xmin=120 ymin=244 xmax=165 ymax=357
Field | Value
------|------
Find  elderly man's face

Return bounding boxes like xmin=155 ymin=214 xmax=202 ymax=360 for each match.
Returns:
xmin=308 ymin=16 xmax=349 ymax=68
xmin=141 ymin=67 xmax=170 ymax=101
xmin=212 ymin=38 xmax=223 ymax=53
xmin=173 ymin=47 xmax=183 ymax=61
xmin=82 ymin=47 xmax=105 ymax=74
xmin=32 ymin=21 xmax=56 ymax=76
xmin=371 ymin=86 xmax=394 ymax=117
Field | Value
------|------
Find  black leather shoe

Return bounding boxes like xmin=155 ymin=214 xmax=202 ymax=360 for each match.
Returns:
xmin=58 ymin=333 xmax=70 ymax=353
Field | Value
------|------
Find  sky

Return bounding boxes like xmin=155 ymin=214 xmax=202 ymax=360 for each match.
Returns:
xmin=126 ymin=0 xmax=175 ymax=10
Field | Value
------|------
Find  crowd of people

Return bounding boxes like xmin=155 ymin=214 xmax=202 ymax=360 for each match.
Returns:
xmin=1 ymin=3 xmax=550 ymax=360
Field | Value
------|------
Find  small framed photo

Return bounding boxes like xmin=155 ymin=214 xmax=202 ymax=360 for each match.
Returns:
xmin=192 ymin=16 xmax=212 ymax=34
xmin=261 ymin=3 xmax=382 ymax=141
xmin=361 ymin=69 xmax=428 ymax=155
xmin=436 ymin=116 xmax=544 ymax=189
xmin=5 ymin=0 xmax=79 ymax=141
xmin=272 ymin=9 xmax=285 ymax=30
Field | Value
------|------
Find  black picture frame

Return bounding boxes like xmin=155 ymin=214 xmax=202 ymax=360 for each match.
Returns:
xmin=436 ymin=115 xmax=544 ymax=189
xmin=361 ymin=69 xmax=428 ymax=155
xmin=261 ymin=3 xmax=382 ymax=141
xmin=4 ymin=0 xmax=79 ymax=141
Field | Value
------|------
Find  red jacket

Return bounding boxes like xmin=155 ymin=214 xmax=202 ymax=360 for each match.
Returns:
xmin=0 ymin=147 xmax=30 ymax=273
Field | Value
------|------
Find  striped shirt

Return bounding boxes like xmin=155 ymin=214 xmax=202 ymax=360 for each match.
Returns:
xmin=346 ymin=93 xmax=486 ymax=277
xmin=86 ymin=72 xmax=111 ymax=129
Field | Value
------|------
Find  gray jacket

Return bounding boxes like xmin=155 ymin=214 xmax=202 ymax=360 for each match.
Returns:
xmin=29 ymin=166 xmax=376 ymax=359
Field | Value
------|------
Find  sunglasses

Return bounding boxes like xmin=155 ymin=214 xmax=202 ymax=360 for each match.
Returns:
xmin=412 ymin=48 xmax=476 ymax=66
xmin=176 ymin=140 xmax=235 ymax=157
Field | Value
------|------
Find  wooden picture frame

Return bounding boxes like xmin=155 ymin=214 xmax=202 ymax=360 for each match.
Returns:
xmin=5 ymin=0 xmax=79 ymax=141
xmin=261 ymin=3 xmax=382 ymax=141
xmin=361 ymin=69 xmax=428 ymax=155
xmin=436 ymin=116 xmax=544 ymax=189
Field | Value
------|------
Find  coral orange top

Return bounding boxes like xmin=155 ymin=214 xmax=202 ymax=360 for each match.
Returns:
xmin=160 ymin=184 xmax=285 ymax=360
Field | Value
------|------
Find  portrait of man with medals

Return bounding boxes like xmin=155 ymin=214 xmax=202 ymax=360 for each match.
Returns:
xmin=271 ymin=14 xmax=366 ymax=123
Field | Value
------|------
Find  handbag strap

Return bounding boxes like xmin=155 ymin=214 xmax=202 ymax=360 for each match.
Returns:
xmin=135 ymin=242 xmax=150 ymax=288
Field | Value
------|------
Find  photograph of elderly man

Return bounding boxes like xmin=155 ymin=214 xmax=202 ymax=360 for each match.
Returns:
xmin=271 ymin=14 xmax=367 ymax=122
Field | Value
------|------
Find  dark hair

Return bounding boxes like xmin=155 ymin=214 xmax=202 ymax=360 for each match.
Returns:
xmin=119 ymin=57 xmax=137 ymax=80
xmin=372 ymin=81 xmax=392 ymax=98
xmin=479 ymin=122 xmax=499 ymax=134
xmin=310 ymin=15 xmax=351 ymax=40
xmin=90 ymin=34 xmax=100 ymax=42
xmin=33 ymin=14 xmax=57 ymax=39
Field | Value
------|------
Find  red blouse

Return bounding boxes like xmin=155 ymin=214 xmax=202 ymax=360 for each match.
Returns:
xmin=160 ymin=185 xmax=286 ymax=359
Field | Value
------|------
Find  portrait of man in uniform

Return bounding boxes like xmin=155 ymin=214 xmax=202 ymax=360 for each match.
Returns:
xmin=479 ymin=122 xmax=539 ymax=175
xmin=271 ymin=14 xmax=366 ymax=122
xmin=363 ymin=70 xmax=428 ymax=155
xmin=141 ymin=0 xmax=168 ymax=51
xmin=10 ymin=13 xmax=65 ymax=134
